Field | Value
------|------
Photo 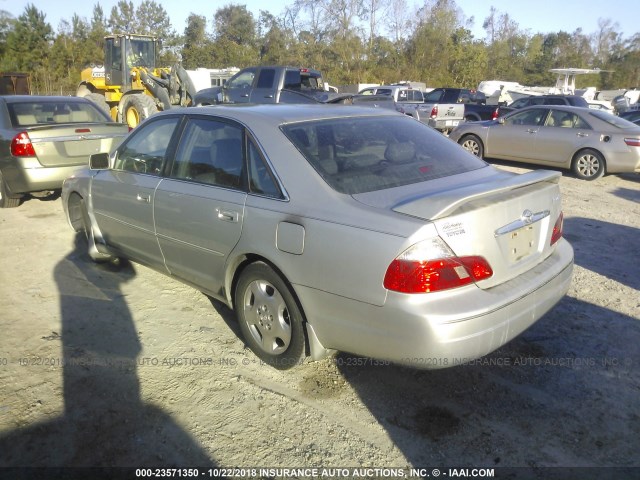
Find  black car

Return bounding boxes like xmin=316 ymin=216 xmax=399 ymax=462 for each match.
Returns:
xmin=619 ymin=109 xmax=640 ymax=125
xmin=499 ymin=95 xmax=589 ymax=116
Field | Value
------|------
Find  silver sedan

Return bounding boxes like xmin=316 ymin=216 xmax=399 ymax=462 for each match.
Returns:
xmin=0 ymin=95 xmax=128 ymax=207
xmin=62 ymin=104 xmax=574 ymax=369
xmin=450 ymin=105 xmax=640 ymax=180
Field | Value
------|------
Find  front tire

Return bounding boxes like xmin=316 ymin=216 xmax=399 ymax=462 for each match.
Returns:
xmin=119 ymin=94 xmax=158 ymax=128
xmin=572 ymin=149 xmax=605 ymax=180
xmin=234 ymin=262 xmax=306 ymax=369
xmin=0 ymin=171 xmax=21 ymax=208
xmin=459 ymin=134 xmax=484 ymax=158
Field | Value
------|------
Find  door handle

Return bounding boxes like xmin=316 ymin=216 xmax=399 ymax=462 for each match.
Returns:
xmin=264 ymin=95 xmax=274 ymax=98
xmin=577 ymin=132 xmax=588 ymax=137
xmin=240 ymin=93 xmax=250 ymax=98
xmin=217 ymin=209 xmax=239 ymax=223
xmin=526 ymin=129 xmax=537 ymax=134
xmin=136 ymin=193 xmax=150 ymax=203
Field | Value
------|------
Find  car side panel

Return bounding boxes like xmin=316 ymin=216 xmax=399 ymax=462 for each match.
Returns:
xmin=154 ymin=180 xmax=247 ymax=295
xmin=230 ymin=194 xmax=414 ymax=308
xmin=529 ymin=125 xmax=588 ymax=166
xmin=486 ymin=123 xmax=538 ymax=160
xmin=90 ymin=170 xmax=165 ymax=267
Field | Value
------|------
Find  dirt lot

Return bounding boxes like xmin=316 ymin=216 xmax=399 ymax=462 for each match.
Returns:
xmin=0 ymin=163 xmax=638 ymax=479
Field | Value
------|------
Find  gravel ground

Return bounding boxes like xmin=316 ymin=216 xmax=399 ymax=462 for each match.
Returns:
xmin=0 ymin=163 xmax=638 ymax=479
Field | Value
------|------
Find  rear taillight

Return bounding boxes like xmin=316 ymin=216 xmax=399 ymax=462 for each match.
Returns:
xmin=384 ymin=238 xmax=493 ymax=294
xmin=11 ymin=132 xmax=36 ymax=157
xmin=430 ymin=105 xmax=438 ymax=119
xmin=491 ymin=107 xmax=499 ymax=120
xmin=624 ymin=137 xmax=640 ymax=147
xmin=550 ymin=212 xmax=564 ymax=246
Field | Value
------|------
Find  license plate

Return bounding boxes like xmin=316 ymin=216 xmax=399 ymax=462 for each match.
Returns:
xmin=63 ymin=139 xmax=101 ymax=157
xmin=508 ymin=225 xmax=535 ymax=262
xmin=445 ymin=120 xmax=459 ymax=127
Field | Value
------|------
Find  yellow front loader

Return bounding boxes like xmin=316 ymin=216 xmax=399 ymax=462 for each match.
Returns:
xmin=77 ymin=34 xmax=195 ymax=128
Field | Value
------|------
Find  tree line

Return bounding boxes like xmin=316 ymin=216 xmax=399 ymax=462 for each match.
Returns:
xmin=1 ymin=0 xmax=638 ymax=96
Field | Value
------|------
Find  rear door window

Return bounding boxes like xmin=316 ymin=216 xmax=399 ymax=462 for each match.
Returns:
xmin=256 ymin=68 xmax=276 ymax=88
xmin=170 ymin=117 xmax=245 ymax=190
xmin=505 ymin=108 xmax=547 ymax=127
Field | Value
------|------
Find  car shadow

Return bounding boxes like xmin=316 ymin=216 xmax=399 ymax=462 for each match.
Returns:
xmin=0 ymin=235 xmax=217 ymax=472
xmin=617 ymin=172 xmax=640 ymax=184
xmin=206 ymin=296 xmax=244 ymax=340
xmin=333 ymin=294 xmax=640 ymax=470
xmin=564 ymin=217 xmax=639 ymax=290
xmin=612 ymin=186 xmax=640 ymax=203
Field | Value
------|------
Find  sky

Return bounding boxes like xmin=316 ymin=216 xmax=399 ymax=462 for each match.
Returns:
xmin=3 ymin=0 xmax=638 ymax=41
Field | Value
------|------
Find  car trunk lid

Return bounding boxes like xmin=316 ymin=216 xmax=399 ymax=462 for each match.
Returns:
xmin=24 ymin=124 xmax=127 ymax=167
xmin=354 ymin=169 xmax=564 ymax=289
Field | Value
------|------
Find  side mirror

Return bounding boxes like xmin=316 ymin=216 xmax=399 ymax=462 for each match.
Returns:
xmin=89 ymin=152 xmax=110 ymax=170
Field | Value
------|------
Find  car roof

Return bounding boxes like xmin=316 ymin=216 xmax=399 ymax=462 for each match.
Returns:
xmin=160 ymin=103 xmax=401 ymax=125
xmin=0 ymin=95 xmax=92 ymax=104
xmin=510 ymin=104 xmax=640 ymax=131
xmin=252 ymin=65 xmax=322 ymax=76
xmin=513 ymin=104 xmax=591 ymax=113
xmin=538 ymin=94 xmax=583 ymax=99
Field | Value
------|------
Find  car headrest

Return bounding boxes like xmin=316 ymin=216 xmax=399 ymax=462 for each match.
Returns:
xmin=384 ymin=142 xmax=416 ymax=163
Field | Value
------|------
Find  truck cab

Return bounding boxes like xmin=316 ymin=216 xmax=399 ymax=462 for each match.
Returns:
xmin=207 ymin=66 xmax=326 ymax=104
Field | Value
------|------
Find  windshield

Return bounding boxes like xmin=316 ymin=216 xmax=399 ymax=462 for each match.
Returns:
xmin=8 ymin=100 xmax=112 ymax=126
xmin=282 ymin=115 xmax=486 ymax=194
xmin=127 ymin=38 xmax=155 ymax=68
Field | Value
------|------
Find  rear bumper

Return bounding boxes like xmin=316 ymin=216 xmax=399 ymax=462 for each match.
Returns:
xmin=427 ymin=118 xmax=463 ymax=132
xmin=0 ymin=157 xmax=85 ymax=194
xmin=297 ymin=239 xmax=574 ymax=368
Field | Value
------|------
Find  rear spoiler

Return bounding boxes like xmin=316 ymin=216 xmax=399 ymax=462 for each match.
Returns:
xmin=393 ymin=170 xmax=561 ymax=220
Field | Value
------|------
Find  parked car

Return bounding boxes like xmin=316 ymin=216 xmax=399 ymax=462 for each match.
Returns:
xmin=498 ymin=94 xmax=589 ymax=116
xmin=359 ymin=85 xmax=466 ymax=133
xmin=62 ymin=104 xmax=573 ymax=370
xmin=192 ymin=65 xmax=396 ymax=111
xmin=450 ymin=105 xmax=640 ymax=180
xmin=0 ymin=95 xmax=128 ymax=208
xmin=422 ymin=88 xmax=499 ymax=122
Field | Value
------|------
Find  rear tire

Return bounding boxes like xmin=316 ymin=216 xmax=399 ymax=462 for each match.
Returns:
xmin=459 ymin=134 xmax=484 ymax=158
xmin=234 ymin=262 xmax=306 ymax=369
xmin=572 ymin=149 xmax=605 ymax=180
xmin=0 ymin=171 xmax=21 ymax=208
xmin=120 ymin=94 xmax=158 ymax=128
xmin=85 ymin=92 xmax=112 ymax=119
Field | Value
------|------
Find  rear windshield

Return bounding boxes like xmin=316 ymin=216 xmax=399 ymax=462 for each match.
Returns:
xmin=8 ymin=100 xmax=111 ymax=127
xmin=588 ymin=110 xmax=639 ymax=129
xmin=281 ymin=115 xmax=486 ymax=194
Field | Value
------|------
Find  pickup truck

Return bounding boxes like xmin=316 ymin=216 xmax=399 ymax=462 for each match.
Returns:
xmin=192 ymin=65 xmax=396 ymax=110
xmin=192 ymin=66 xmax=332 ymax=105
xmin=359 ymin=84 xmax=465 ymax=133
xmin=423 ymin=88 xmax=499 ymax=122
